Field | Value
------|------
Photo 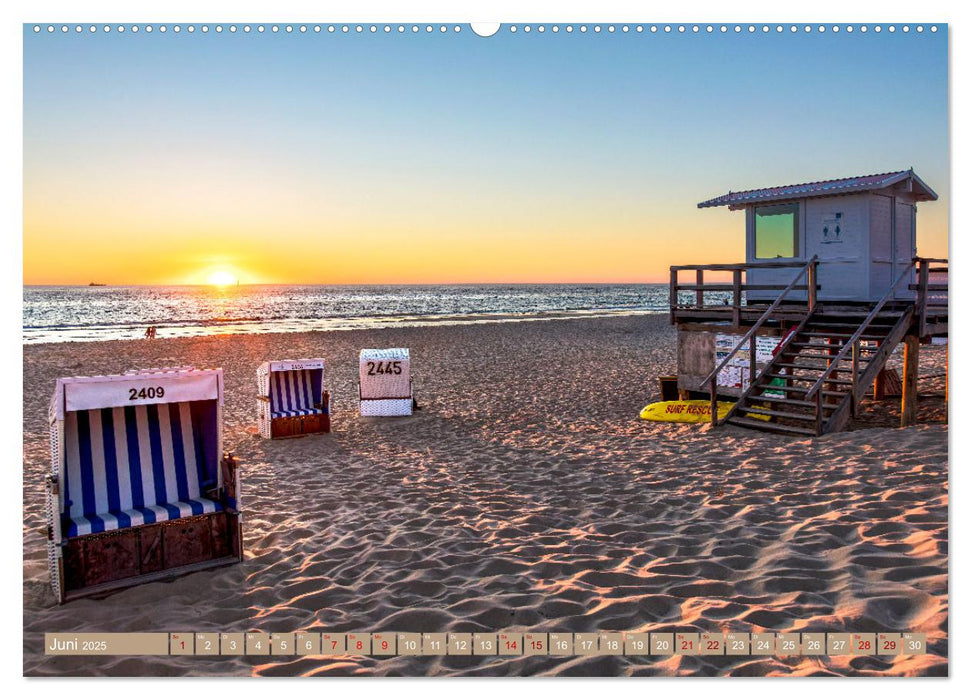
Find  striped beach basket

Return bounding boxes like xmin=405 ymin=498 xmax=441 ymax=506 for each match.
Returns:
xmin=256 ymin=359 xmax=331 ymax=438
xmin=46 ymin=367 xmax=242 ymax=603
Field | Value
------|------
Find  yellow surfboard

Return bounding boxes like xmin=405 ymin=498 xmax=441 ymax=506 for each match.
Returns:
xmin=639 ymin=400 xmax=733 ymax=422
xmin=639 ymin=400 xmax=770 ymax=423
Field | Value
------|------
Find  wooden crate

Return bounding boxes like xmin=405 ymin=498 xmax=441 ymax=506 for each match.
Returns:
xmin=270 ymin=411 xmax=330 ymax=438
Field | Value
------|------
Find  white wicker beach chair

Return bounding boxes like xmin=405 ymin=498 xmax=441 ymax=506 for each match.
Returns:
xmin=359 ymin=348 xmax=413 ymax=416
xmin=46 ymin=367 xmax=242 ymax=603
xmin=256 ymin=359 xmax=330 ymax=438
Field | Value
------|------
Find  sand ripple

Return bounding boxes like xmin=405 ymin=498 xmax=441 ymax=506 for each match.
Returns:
xmin=22 ymin=316 xmax=947 ymax=676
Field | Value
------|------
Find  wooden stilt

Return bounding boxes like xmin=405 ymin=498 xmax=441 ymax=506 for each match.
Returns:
xmin=873 ymin=368 xmax=887 ymax=400
xmin=850 ymin=340 xmax=859 ymax=418
xmin=901 ymin=335 xmax=919 ymax=427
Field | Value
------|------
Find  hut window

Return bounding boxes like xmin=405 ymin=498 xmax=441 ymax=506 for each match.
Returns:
xmin=754 ymin=203 xmax=799 ymax=259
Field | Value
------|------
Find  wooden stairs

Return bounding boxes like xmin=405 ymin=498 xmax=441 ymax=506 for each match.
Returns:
xmin=722 ymin=306 xmax=915 ymax=436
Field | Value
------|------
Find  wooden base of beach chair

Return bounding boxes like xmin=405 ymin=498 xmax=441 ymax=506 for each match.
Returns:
xmin=60 ymin=510 xmax=242 ymax=601
xmin=269 ymin=412 xmax=330 ymax=438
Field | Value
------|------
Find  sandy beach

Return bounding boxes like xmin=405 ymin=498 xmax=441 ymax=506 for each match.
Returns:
xmin=22 ymin=314 xmax=948 ymax=677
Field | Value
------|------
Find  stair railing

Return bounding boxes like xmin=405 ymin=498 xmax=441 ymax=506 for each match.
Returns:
xmin=804 ymin=260 xmax=918 ymax=415
xmin=698 ymin=255 xmax=819 ymax=426
xmin=912 ymin=257 xmax=948 ymax=337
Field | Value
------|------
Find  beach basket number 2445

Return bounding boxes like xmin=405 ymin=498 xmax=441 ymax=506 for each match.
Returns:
xmin=365 ymin=361 xmax=403 ymax=375
xmin=359 ymin=349 xmax=413 ymax=417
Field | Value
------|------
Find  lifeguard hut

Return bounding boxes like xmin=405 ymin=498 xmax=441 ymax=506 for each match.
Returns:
xmin=670 ymin=169 xmax=947 ymax=436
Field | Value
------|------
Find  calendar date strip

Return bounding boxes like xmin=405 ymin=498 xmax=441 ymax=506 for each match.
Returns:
xmin=45 ymin=631 xmax=928 ymax=657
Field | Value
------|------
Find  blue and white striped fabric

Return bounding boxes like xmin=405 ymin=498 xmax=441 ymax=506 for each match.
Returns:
xmin=61 ymin=403 xmax=221 ymax=538
xmin=269 ymin=369 xmax=323 ymax=418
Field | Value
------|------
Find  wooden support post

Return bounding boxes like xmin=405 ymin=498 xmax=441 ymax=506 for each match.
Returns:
xmin=851 ymin=340 xmax=859 ymax=417
xmin=696 ymin=269 xmax=704 ymax=309
xmin=669 ymin=268 xmax=677 ymax=324
xmin=826 ymin=337 xmax=838 ymax=393
xmin=901 ymin=334 xmax=919 ymax=427
xmin=807 ymin=260 xmax=817 ymax=312
xmin=710 ymin=381 xmax=718 ymax=426
xmin=749 ymin=334 xmax=757 ymax=388
xmin=732 ymin=269 xmax=742 ymax=327
xmin=916 ymin=258 xmax=929 ymax=338
xmin=873 ymin=369 xmax=887 ymax=400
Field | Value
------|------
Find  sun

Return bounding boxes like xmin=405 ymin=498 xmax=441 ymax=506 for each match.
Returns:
xmin=206 ymin=269 xmax=238 ymax=286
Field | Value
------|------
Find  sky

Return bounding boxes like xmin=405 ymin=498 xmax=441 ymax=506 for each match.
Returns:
xmin=23 ymin=24 xmax=949 ymax=285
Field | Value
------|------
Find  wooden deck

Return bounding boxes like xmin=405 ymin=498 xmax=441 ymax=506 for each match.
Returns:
xmin=670 ymin=258 xmax=947 ymax=337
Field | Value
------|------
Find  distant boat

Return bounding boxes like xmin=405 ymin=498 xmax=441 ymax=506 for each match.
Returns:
xmin=88 ymin=282 xmax=106 ymax=287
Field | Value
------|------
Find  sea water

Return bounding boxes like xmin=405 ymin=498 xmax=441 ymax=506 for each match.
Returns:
xmin=23 ymin=283 xmax=700 ymax=344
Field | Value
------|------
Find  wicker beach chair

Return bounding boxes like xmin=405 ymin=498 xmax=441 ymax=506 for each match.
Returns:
xmin=257 ymin=359 xmax=331 ymax=438
xmin=359 ymin=348 xmax=414 ymax=416
xmin=46 ymin=367 xmax=242 ymax=603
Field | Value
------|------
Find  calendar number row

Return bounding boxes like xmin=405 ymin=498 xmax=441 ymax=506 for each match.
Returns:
xmin=46 ymin=631 xmax=928 ymax=657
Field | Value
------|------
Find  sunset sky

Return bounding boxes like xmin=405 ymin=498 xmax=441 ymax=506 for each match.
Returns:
xmin=23 ymin=24 xmax=948 ymax=285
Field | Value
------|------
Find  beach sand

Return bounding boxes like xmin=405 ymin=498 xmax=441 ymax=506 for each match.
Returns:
xmin=22 ymin=315 xmax=948 ymax=676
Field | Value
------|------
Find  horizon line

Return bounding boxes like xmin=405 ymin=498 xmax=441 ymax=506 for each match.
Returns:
xmin=23 ymin=280 xmax=672 ymax=288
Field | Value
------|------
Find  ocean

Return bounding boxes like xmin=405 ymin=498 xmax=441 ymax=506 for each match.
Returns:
xmin=22 ymin=283 xmax=685 ymax=344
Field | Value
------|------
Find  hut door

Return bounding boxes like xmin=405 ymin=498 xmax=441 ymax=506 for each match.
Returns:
xmin=892 ymin=200 xmax=916 ymax=299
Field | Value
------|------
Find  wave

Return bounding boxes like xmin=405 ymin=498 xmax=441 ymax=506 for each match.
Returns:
xmin=23 ymin=309 xmax=661 ymax=344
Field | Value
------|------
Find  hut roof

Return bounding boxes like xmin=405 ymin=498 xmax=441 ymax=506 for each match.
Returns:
xmin=698 ymin=169 xmax=938 ymax=209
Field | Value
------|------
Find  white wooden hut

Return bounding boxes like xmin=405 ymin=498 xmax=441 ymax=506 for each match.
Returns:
xmin=698 ymin=169 xmax=938 ymax=302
